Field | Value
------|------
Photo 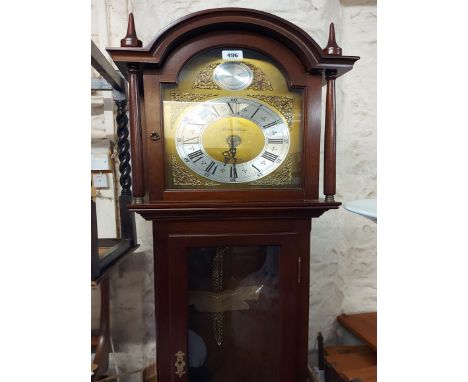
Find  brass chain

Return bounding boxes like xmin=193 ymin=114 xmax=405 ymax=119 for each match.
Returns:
xmin=212 ymin=247 xmax=227 ymax=346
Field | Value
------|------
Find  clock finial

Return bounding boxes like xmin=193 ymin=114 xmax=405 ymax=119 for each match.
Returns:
xmin=120 ymin=13 xmax=143 ymax=47
xmin=323 ymin=23 xmax=342 ymax=56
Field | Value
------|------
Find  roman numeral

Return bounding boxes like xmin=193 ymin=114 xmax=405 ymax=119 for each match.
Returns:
xmin=250 ymin=106 xmax=261 ymax=119
xmin=205 ymin=161 xmax=218 ymax=174
xmin=251 ymin=164 xmax=262 ymax=176
xmin=228 ymin=102 xmax=239 ymax=115
xmin=185 ymin=117 xmax=204 ymax=126
xmin=230 ymin=165 xmax=238 ymax=179
xmin=183 ymin=136 xmax=199 ymax=144
xmin=267 ymin=138 xmax=284 ymax=144
xmin=262 ymin=151 xmax=279 ymax=162
xmin=263 ymin=120 xmax=281 ymax=129
xmin=188 ymin=150 xmax=204 ymax=162
xmin=210 ymin=105 xmax=220 ymax=119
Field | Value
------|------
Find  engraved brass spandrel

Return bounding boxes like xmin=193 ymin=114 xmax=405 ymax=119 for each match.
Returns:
xmin=245 ymin=63 xmax=273 ymax=91
xmin=192 ymin=63 xmax=221 ymax=90
xmin=169 ymin=92 xmax=219 ymax=103
xmin=171 ymin=155 xmax=218 ymax=187
xmin=248 ymin=94 xmax=294 ymax=129
xmin=251 ymin=155 xmax=296 ymax=186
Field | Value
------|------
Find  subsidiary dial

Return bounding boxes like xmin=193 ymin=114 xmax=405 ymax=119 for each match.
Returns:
xmin=213 ymin=62 xmax=253 ymax=91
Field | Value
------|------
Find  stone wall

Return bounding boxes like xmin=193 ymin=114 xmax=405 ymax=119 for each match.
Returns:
xmin=91 ymin=0 xmax=376 ymax=378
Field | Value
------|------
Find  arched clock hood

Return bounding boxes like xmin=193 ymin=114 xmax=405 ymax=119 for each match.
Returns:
xmin=107 ymin=8 xmax=359 ymax=78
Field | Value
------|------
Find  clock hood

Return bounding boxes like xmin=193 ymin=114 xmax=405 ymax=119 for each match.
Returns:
xmin=106 ymin=8 xmax=359 ymax=79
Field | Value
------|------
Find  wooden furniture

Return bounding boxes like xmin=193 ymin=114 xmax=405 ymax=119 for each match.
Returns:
xmin=91 ymin=40 xmax=138 ymax=282
xmin=325 ymin=312 xmax=377 ymax=382
xmin=107 ymin=8 xmax=358 ymax=381
xmin=91 ymin=278 xmax=110 ymax=381
xmin=91 ymin=41 xmax=140 ymax=380
xmin=338 ymin=312 xmax=377 ymax=352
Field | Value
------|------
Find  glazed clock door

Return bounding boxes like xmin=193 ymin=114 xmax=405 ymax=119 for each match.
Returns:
xmin=165 ymin=231 xmax=304 ymax=382
xmin=161 ymin=47 xmax=304 ymax=191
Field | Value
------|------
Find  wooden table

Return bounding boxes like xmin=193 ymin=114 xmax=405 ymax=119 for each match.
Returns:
xmin=324 ymin=312 xmax=377 ymax=382
xmin=337 ymin=312 xmax=377 ymax=351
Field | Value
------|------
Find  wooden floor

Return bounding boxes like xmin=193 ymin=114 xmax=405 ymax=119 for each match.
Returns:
xmin=343 ymin=365 xmax=377 ymax=382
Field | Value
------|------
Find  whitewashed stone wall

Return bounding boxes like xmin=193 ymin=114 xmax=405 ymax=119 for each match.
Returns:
xmin=91 ymin=0 xmax=376 ymax=377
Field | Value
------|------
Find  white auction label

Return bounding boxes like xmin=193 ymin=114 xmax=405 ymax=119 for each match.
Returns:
xmin=222 ymin=50 xmax=243 ymax=60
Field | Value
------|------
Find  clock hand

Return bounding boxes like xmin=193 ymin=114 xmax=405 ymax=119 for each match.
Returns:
xmin=229 ymin=134 xmax=237 ymax=164
xmin=222 ymin=135 xmax=237 ymax=165
xmin=230 ymin=147 xmax=237 ymax=164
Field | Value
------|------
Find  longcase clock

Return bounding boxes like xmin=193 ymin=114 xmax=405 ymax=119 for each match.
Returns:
xmin=107 ymin=8 xmax=358 ymax=382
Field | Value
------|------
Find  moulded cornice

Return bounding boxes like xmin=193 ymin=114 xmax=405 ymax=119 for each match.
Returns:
xmin=128 ymin=200 xmax=341 ymax=221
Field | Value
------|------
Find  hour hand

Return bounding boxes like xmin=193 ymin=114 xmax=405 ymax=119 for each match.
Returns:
xmin=223 ymin=147 xmax=237 ymax=165
xmin=222 ymin=135 xmax=237 ymax=165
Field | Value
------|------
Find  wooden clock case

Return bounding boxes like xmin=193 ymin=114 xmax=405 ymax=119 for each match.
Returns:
xmin=107 ymin=8 xmax=358 ymax=382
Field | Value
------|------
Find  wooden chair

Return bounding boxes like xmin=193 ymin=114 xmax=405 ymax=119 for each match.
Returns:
xmin=91 ymin=278 xmax=110 ymax=381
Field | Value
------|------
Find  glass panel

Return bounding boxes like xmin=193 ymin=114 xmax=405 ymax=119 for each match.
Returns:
xmin=162 ymin=48 xmax=303 ymax=189
xmin=187 ymin=246 xmax=281 ymax=382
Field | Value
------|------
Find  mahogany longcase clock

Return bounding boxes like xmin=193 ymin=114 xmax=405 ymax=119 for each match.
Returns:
xmin=107 ymin=8 xmax=358 ymax=382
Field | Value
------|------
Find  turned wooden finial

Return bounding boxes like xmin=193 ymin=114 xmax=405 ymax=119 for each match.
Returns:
xmin=120 ymin=13 xmax=142 ymax=47
xmin=323 ymin=23 xmax=342 ymax=56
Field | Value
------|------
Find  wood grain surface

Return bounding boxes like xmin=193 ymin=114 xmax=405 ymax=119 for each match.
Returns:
xmin=337 ymin=312 xmax=377 ymax=351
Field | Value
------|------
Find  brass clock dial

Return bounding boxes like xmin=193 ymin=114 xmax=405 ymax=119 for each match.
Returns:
xmin=163 ymin=47 xmax=303 ymax=189
xmin=175 ymin=97 xmax=290 ymax=183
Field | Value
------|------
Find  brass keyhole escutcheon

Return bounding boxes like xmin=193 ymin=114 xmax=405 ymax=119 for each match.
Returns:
xmin=150 ymin=131 xmax=160 ymax=141
xmin=174 ymin=350 xmax=186 ymax=378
